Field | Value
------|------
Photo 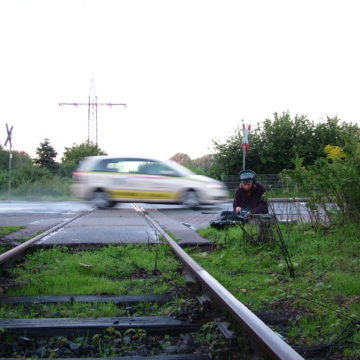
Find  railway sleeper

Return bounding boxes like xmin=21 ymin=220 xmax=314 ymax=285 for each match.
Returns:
xmin=0 ymin=298 xmax=244 ymax=359
xmin=0 ymin=316 xmax=202 ymax=337
xmin=0 ymin=353 xmax=212 ymax=360
xmin=0 ymin=316 xmax=242 ymax=359
xmin=0 ymin=294 xmax=171 ymax=306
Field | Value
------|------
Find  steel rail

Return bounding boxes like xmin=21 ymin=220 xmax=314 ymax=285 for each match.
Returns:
xmin=0 ymin=208 xmax=94 ymax=265
xmin=133 ymin=204 xmax=304 ymax=360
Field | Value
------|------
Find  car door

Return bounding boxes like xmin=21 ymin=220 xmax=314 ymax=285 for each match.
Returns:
xmin=101 ymin=158 xmax=148 ymax=201
xmin=98 ymin=158 xmax=175 ymax=202
xmin=135 ymin=160 xmax=181 ymax=202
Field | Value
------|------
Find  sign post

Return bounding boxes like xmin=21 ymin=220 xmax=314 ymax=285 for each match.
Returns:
xmin=4 ymin=124 xmax=13 ymax=201
xmin=241 ymin=124 xmax=251 ymax=170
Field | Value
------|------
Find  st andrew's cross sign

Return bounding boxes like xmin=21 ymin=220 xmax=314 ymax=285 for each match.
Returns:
xmin=5 ymin=123 xmax=13 ymax=148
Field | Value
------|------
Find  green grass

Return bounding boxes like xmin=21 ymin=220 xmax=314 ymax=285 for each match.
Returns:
xmin=188 ymin=222 xmax=360 ymax=358
xmin=0 ymin=225 xmax=25 ymax=237
xmin=2 ymin=222 xmax=359 ymax=358
xmin=1 ymin=242 xmax=213 ymax=354
xmin=0 ymin=226 xmax=25 ymax=253
xmin=0 ymin=296 xmax=196 ymax=319
xmin=5 ymin=245 xmax=184 ymax=297
xmin=1 ymin=244 xmax=191 ymax=320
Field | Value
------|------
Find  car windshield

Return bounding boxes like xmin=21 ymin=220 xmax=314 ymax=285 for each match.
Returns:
xmin=163 ymin=160 xmax=194 ymax=176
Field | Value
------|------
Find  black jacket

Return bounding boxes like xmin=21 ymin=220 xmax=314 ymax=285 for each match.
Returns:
xmin=232 ymin=182 xmax=268 ymax=214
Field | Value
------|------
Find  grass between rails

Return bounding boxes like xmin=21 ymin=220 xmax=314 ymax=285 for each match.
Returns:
xmin=4 ymin=245 xmax=184 ymax=297
xmin=1 ymin=244 xmax=189 ymax=316
xmin=1 ymin=244 xmax=199 ymax=319
xmin=1 ymin=244 xmax=235 ymax=358
xmin=187 ymin=222 xmax=360 ymax=359
xmin=0 ymin=297 xmax=199 ymax=320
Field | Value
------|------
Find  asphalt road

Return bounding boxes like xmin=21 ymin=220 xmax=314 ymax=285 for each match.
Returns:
xmin=0 ymin=201 xmax=92 ymax=244
xmin=0 ymin=201 xmax=227 ymax=245
xmin=0 ymin=200 xmax=310 ymax=245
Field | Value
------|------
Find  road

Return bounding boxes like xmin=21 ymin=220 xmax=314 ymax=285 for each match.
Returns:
xmin=0 ymin=201 xmax=226 ymax=245
xmin=0 ymin=200 xmax=311 ymax=245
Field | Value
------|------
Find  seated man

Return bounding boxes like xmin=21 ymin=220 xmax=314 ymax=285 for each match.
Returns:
xmin=233 ymin=170 xmax=268 ymax=215
xmin=210 ymin=170 xmax=268 ymax=228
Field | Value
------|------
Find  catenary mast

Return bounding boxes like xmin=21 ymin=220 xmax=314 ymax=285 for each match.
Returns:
xmin=59 ymin=77 xmax=126 ymax=145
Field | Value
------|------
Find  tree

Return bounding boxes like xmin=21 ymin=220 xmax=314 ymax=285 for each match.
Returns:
xmin=169 ymin=153 xmax=210 ymax=175
xmin=0 ymin=148 xmax=32 ymax=172
xmin=192 ymin=154 xmax=214 ymax=175
xmin=251 ymin=112 xmax=317 ymax=173
xmin=170 ymin=153 xmax=191 ymax=165
xmin=33 ymin=139 xmax=59 ymax=173
xmin=60 ymin=141 xmax=107 ymax=176
xmin=210 ymin=112 xmax=360 ymax=177
xmin=0 ymin=149 xmax=34 ymax=193
xmin=210 ymin=126 xmax=244 ymax=178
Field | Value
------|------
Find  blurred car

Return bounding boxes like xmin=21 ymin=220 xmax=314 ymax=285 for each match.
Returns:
xmin=71 ymin=156 xmax=229 ymax=209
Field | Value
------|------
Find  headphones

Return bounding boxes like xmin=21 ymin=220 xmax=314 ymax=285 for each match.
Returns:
xmin=238 ymin=169 xmax=257 ymax=183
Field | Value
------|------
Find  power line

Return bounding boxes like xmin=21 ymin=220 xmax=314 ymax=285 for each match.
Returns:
xmin=59 ymin=78 xmax=126 ymax=145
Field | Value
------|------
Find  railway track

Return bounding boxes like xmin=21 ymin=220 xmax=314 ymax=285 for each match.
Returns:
xmin=0 ymin=205 xmax=303 ymax=359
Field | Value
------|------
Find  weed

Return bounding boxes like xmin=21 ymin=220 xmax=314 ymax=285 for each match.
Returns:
xmin=192 ymin=221 xmax=360 ymax=358
xmin=0 ymin=225 xmax=25 ymax=237
xmin=5 ymin=245 xmax=184 ymax=296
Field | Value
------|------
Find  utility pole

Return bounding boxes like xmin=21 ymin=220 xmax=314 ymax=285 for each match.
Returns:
xmin=241 ymin=124 xmax=251 ymax=170
xmin=59 ymin=78 xmax=126 ymax=145
xmin=4 ymin=124 xmax=13 ymax=200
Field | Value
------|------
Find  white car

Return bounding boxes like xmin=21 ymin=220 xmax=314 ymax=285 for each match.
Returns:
xmin=71 ymin=156 xmax=229 ymax=209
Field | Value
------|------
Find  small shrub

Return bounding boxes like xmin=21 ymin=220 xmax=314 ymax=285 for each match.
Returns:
xmin=282 ymin=142 xmax=360 ymax=225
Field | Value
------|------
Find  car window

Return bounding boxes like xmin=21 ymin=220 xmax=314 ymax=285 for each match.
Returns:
xmin=163 ymin=160 xmax=194 ymax=176
xmin=138 ymin=161 xmax=179 ymax=176
xmin=93 ymin=159 xmax=119 ymax=172
xmin=91 ymin=158 xmax=180 ymax=177
xmin=93 ymin=159 xmax=144 ymax=173
xmin=118 ymin=160 xmax=144 ymax=173
xmin=157 ymin=163 xmax=180 ymax=177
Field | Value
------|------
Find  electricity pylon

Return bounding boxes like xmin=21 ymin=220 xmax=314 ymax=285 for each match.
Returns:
xmin=59 ymin=78 xmax=126 ymax=145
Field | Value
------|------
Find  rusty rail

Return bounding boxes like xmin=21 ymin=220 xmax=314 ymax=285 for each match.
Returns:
xmin=0 ymin=208 xmax=94 ymax=265
xmin=133 ymin=203 xmax=304 ymax=360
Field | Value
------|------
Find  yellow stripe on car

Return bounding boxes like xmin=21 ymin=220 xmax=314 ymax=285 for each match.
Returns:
xmin=109 ymin=189 xmax=179 ymax=200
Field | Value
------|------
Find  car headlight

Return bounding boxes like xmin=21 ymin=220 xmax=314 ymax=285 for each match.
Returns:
xmin=206 ymin=183 xmax=224 ymax=189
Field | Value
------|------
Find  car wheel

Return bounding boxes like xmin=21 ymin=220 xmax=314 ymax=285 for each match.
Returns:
xmin=91 ymin=190 xmax=112 ymax=209
xmin=182 ymin=190 xmax=200 ymax=209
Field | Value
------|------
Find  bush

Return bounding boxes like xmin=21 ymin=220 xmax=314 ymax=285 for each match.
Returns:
xmin=1 ymin=166 xmax=52 ymax=190
xmin=0 ymin=165 xmax=72 ymax=200
xmin=60 ymin=141 xmax=107 ymax=177
xmin=282 ymin=142 xmax=360 ymax=225
xmin=4 ymin=176 xmax=72 ymax=200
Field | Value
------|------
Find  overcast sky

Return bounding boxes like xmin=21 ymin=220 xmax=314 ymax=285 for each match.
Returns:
xmin=0 ymin=0 xmax=359 ymax=161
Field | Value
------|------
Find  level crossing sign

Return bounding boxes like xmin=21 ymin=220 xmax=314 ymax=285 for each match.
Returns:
xmin=241 ymin=123 xmax=251 ymax=170
xmin=5 ymin=123 xmax=13 ymax=148
xmin=242 ymin=123 xmax=251 ymax=151
xmin=4 ymin=123 xmax=13 ymax=200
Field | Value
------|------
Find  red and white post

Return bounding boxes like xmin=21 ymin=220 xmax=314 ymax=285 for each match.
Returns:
xmin=241 ymin=124 xmax=251 ymax=170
